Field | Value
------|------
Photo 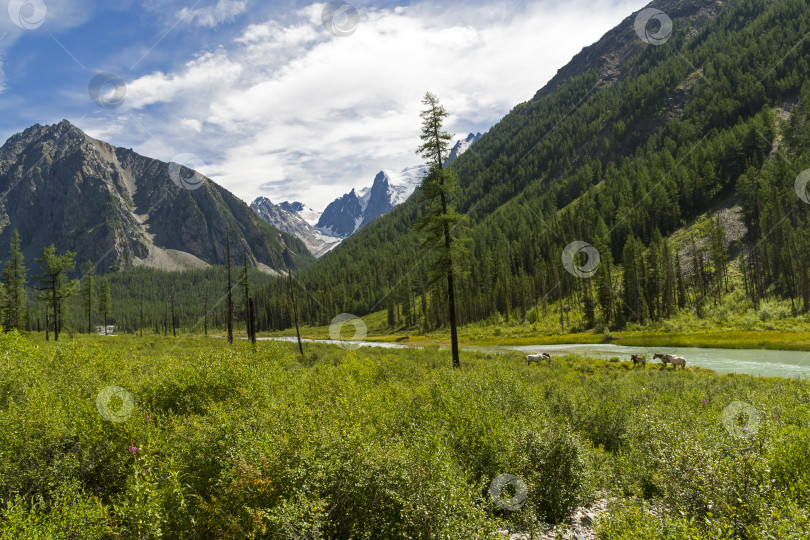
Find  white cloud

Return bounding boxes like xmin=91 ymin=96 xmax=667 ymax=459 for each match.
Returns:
xmin=181 ymin=118 xmax=203 ymax=132
xmin=0 ymin=0 xmax=94 ymax=37
xmin=125 ymin=50 xmax=243 ymax=109
xmin=177 ymin=0 xmax=248 ymax=28
xmin=110 ymin=0 xmax=650 ymax=210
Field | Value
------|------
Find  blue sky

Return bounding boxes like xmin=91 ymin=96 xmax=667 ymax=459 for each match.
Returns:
xmin=0 ymin=0 xmax=649 ymax=209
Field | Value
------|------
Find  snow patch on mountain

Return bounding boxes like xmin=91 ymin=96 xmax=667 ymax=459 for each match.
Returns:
xmin=251 ymin=132 xmax=484 ymax=256
xmin=279 ymin=201 xmax=322 ymax=227
xmin=251 ymin=197 xmax=342 ymax=258
xmin=384 ymin=165 xmax=429 ymax=206
xmin=448 ymin=132 xmax=483 ymax=162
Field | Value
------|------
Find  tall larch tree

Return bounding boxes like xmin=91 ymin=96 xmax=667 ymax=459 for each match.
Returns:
xmin=415 ymin=92 xmax=465 ymax=368
xmin=226 ymin=227 xmax=234 ymax=345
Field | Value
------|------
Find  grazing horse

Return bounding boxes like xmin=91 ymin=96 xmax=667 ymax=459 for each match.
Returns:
xmin=653 ymin=353 xmax=686 ymax=370
xmin=669 ymin=356 xmax=686 ymax=370
xmin=526 ymin=352 xmax=551 ymax=366
xmin=630 ymin=354 xmax=646 ymax=368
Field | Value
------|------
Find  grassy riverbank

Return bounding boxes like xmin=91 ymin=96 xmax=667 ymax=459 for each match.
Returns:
xmin=261 ymin=294 xmax=810 ymax=351
xmin=1 ymin=331 xmax=808 ymax=538
xmin=265 ymin=322 xmax=810 ymax=352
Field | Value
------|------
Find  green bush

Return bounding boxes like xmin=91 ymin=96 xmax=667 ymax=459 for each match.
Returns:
xmin=517 ymin=426 xmax=591 ymax=523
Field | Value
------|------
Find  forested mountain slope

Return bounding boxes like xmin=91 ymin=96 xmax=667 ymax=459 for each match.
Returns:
xmin=258 ymin=0 xmax=810 ymax=331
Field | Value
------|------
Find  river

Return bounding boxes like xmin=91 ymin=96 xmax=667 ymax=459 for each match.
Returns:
xmin=261 ymin=337 xmax=810 ymax=379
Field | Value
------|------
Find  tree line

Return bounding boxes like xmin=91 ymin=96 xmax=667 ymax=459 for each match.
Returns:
xmin=0 ymin=229 xmax=279 ymax=340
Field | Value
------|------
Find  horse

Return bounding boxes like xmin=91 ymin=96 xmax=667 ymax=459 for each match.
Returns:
xmin=526 ymin=353 xmax=551 ymax=366
xmin=669 ymin=356 xmax=687 ymax=370
xmin=630 ymin=354 xmax=646 ymax=368
xmin=653 ymin=353 xmax=686 ymax=370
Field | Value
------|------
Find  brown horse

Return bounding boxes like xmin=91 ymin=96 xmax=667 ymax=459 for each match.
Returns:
xmin=630 ymin=354 xmax=646 ymax=367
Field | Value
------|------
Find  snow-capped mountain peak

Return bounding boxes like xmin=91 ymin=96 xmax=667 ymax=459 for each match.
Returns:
xmin=380 ymin=165 xmax=429 ymax=207
xmin=251 ymin=130 xmax=485 ymax=256
xmin=279 ymin=201 xmax=322 ymax=227
xmin=251 ymin=198 xmax=340 ymax=258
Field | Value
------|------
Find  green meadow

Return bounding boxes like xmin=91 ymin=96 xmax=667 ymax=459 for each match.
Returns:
xmin=1 ymin=331 xmax=809 ymax=538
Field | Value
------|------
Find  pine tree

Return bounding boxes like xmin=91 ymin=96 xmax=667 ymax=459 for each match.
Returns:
xmin=2 ymin=230 xmax=27 ymax=332
xmin=248 ymin=297 xmax=257 ymax=345
xmin=34 ymin=245 xmax=77 ymax=342
xmin=226 ymin=227 xmax=234 ymax=345
xmin=139 ymin=289 xmax=143 ymax=337
xmin=675 ymin=253 xmax=688 ymax=309
xmin=387 ymin=299 xmax=396 ymax=327
xmin=80 ymin=260 xmax=95 ymax=333
xmin=288 ymin=268 xmax=303 ymax=356
xmin=204 ymin=288 xmax=209 ymax=337
xmin=415 ymin=92 xmax=465 ymax=368
xmin=241 ymin=252 xmax=252 ymax=340
xmin=99 ymin=277 xmax=111 ymax=334
xmin=170 ymin=292 xmax=176 ymax=337
xmin=622 ymin=236 xmax=646 ymax=323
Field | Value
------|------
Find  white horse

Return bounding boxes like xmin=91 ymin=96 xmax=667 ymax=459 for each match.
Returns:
xmin=526 ymin=353 xmax=551 ymax=366
xmin=653 ymin=353 xmax=686 ymax=370
xmin=669 ymin=356 xmax=686 ymax=370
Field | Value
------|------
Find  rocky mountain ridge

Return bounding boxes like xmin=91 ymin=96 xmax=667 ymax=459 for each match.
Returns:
xmin=0 ymin=120 xmax=313 ymax=274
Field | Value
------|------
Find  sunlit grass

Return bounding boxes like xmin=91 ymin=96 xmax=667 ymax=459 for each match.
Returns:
xmin=1 ymin=331 xmax=809 ymax=537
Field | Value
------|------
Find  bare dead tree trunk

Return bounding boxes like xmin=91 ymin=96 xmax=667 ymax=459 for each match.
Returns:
xmin=51 ymin=277 xmax=59 ymax=342
xmin=204 ymin=289 xmax=208 ymax=337
xmin=249 ymin=297 xmax=257 ymax=345
xmin=289 ymin=269 xmax=304 ymax=357
xmin=226 ymin=228 xmax=233 ymax=345
xmin=171 ymin=293 xmax=176 ymax=337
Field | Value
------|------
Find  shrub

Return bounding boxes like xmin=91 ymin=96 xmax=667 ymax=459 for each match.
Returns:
xmin=516 ymin=426 xmax=591 ymax=523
